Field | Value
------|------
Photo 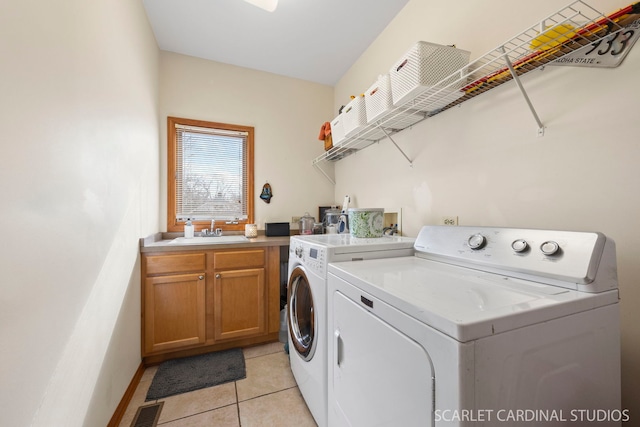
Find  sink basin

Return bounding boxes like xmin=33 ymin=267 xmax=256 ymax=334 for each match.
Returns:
xmin=169 ymin=236 xmax=249 ymax=245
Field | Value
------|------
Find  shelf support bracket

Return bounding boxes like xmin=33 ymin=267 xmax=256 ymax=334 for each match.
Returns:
xmin=313 ymin=161 xmax=336 ymax=185
xmin=379 ymin=126 xmax=413 ymax=166
xmin=499 ymin=46 xmax=545 ymax=136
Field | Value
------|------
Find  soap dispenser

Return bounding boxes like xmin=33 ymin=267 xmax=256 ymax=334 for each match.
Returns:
xmin=184 ymin=218 xmax=194 ymax=239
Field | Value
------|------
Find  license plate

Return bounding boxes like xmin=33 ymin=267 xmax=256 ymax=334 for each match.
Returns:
xmin=551 ymin=19 xmax=640 ymax=68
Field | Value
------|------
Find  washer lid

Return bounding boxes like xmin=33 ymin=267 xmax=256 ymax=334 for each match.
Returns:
xmin=291 ymin=234 xmax=415 ymax=255
xmin=328 ymin=257 xmax=618 ymax=342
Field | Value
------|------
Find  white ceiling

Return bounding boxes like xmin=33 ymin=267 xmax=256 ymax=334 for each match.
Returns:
xmin=142 ymin=0 xmax=409 ymax=86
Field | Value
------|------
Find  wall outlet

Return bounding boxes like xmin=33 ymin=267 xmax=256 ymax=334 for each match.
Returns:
xmin=442 ymin=216 xmax=458 ymax=226
xmin=292 ymin=216 xmax=301 ymax=224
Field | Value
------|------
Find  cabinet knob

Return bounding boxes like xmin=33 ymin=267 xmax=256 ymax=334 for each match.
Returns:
xmin=215 ymin=274 xmax=221 ymax=279
xmin=198 ymin=275 xmax=204 ymax=280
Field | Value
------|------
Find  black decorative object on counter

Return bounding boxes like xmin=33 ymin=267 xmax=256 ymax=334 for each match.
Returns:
xmin=265 ymin=222 xmax=290 ymax=237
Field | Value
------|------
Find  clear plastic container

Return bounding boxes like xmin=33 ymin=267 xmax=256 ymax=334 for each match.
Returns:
xmin=298 ymin=212 xmax=315 ymax=235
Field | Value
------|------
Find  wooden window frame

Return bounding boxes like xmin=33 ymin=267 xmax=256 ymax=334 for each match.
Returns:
xmin=167 ymin=116 xmax=254 ymax=233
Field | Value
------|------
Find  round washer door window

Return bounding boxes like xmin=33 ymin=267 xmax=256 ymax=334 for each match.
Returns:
xmin=288 ymin=266 xmax=316 ymax=361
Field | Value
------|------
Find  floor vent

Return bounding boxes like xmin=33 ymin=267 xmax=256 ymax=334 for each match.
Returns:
xmin=130 ymin=402 xmax=163 ymax=427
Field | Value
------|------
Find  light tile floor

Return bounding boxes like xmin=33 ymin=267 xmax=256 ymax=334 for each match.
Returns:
xmin=119 ymin=341 xmax=317 ymax=427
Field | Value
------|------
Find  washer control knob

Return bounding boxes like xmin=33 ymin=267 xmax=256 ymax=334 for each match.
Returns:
xmin=295 ymin=246 xmax=303 ymax=258
xmin=511 ymin=239 xmax=528 ymax=253
xmin=467 ymin=234 xmax=486 ymax=250
xmin=540 ymin=241 xmax=560 ymax=256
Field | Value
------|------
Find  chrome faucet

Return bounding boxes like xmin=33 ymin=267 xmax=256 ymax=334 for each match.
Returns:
xmin=201 ymin=220 xmax=222 ymax=237
xmin=383 ymin=224 xmax=399 ymax=236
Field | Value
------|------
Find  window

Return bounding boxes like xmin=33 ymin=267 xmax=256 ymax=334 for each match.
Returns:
xmin=167 ymin=117 xmax=254 ymax=232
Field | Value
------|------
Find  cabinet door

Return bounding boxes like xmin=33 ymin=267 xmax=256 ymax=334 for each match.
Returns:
xmin=214 ymin=268 xmax=266 ymax=341
xmin=144 ymin=273 xmax=206 ymax=355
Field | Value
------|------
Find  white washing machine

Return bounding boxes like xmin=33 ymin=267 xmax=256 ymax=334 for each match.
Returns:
xmin=287 ymin=234 xmax=415 ymax=427
xmin=328 ymin=226 xmax=621 ymax=427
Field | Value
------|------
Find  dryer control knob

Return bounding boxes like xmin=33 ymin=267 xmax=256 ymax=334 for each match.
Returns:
xmin=511 ymin=239 xmax=528 ymax=253
xmin=467 ymin=234 xmax=486 ymax=250
xmin=295 ymin=246 xmax=303 ymax=258
xmin=540 ymin=241 xmax=560 ymax=256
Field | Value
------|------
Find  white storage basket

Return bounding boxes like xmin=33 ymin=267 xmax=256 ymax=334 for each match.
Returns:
xmin=365 ymin=74 xmax=393 ymax=124
xmin=365 ymin=74 xmax=424 ymax=128
xmin=390 ymin=41 xmax=470 ymax=111
xmin=342 ymin=95 xmax=367 ymax=138
xmin=330 ymin=114 xmax=346 ymax=147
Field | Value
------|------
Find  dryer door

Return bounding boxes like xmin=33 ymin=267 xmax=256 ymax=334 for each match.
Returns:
xmin=288 ymin=266 xmax=316 ymax=361
xmin=331 ymin=290 xmax=435 ymax=427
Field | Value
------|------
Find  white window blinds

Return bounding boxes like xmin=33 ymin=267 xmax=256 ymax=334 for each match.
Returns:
xmin=174 ymin=124 xmax=249 ymax=221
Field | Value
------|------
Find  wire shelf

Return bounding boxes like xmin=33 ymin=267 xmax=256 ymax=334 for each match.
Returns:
xmin=313 ymin=0 xmax=638 ymax=166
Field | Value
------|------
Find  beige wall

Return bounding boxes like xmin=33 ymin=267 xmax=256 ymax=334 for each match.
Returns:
xmin=158 ymin=52 xmax=336 ymax=229
xmin=0 ymin=4 xmax=332 ymax=425
xmin=3 ymin=0 xmax=636 ymax=424
xmin=334 ymin=0 xmax=640 ymax=412
xmin=0 ymin=0 xmax=160 ymax=425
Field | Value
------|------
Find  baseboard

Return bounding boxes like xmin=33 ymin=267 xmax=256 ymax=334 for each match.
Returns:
xmin=107 ymin=361 xmax=145 ymax=427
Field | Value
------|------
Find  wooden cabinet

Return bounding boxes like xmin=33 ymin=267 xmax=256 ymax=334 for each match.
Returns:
xmin=141 ymin=245 xmax=281 ymax=363
xmin=144 ymin=273 xmax=206 ymax=354
xmin=143 ymin=253 xmax=206 ymax=355
xmin=213 ymin=249 xmax=267 ymax=341
xmin=214 ymin=268 xmax=265 ymax=340
xmin=146 ymin=253 xmax=206 ymax=275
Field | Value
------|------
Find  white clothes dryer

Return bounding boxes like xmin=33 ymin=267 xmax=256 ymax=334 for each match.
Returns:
xmin=327 ymin=226 xmax=621 ymax=427
xmin=287 ymin=234 xmax=415 ymax=427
